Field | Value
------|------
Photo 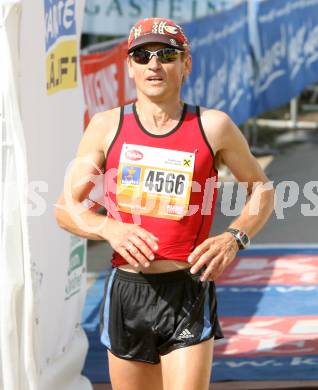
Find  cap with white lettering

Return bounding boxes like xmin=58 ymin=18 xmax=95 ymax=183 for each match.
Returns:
xmin=127 ymin=17 xmax=189 ymax=53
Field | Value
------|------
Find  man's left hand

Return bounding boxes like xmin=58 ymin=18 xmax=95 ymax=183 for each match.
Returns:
xmin=188 ymin=232 xmax=239 ymax=281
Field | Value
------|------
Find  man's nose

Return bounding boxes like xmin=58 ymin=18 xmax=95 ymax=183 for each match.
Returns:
xmin=148 ymin=55 xmax=161 ymax=69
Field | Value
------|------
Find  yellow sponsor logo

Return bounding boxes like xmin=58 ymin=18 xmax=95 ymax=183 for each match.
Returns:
xmin=46 ymin=40 xmax=77 ymax=95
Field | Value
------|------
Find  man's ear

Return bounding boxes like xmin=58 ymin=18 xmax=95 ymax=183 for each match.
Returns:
xmin=127 ymin=57 xmax=134 ymax=79
xmin=184 ymin=54 xmax=192 ymax=78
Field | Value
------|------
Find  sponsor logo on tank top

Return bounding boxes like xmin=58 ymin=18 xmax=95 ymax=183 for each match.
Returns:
xmin=121 ymin=166 xmax=141 ymax=185
xmin=125 ymin=149 xmax=143 ymax=161
xmin=166 ymin=204 xmax=184 ymax=216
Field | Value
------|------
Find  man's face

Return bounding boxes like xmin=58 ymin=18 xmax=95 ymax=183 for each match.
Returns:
xmin=127 ymin=43 xmax=192 ymax=101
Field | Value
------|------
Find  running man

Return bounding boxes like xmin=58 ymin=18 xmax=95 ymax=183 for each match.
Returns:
xmin=55 ymin=17 xmax=274 ymax=390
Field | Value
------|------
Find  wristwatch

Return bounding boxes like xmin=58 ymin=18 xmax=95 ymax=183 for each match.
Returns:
xmin=226 ymin=228 xmax=250 ymax=250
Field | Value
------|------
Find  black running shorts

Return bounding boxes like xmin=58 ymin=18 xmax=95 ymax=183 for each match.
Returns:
xmin=100 ymin=266 xmax=224 ymax=364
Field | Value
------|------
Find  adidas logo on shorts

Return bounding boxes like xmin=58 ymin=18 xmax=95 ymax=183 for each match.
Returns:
xmin=177 ymin=328 xmax=194 ymax=339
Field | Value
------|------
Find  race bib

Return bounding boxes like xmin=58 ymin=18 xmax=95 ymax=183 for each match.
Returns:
xmin=116 ymin=144 xmax=195 ymax=220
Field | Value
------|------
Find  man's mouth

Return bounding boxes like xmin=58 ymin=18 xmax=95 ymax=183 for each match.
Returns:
xmin=146 ymin=76 xmax=163 ymax=82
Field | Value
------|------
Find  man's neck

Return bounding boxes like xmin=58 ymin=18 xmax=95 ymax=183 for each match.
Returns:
xmin=135 ymin=97 xmax=184 ymax=132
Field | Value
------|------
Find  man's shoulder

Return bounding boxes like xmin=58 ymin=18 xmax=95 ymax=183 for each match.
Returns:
xmin=197 ymin=107 xmax=235 ymax=149
xmin=89 ymin=106 xmax=122 ymax=129
xmin=83 ymin=107 xmax=122 ymax=155
xmin=198 ymin=106 xmax=232 ymax=127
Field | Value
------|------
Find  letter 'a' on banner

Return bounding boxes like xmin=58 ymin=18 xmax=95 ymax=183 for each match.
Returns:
xmin=0 ymin=0 xmax=92 ymax=389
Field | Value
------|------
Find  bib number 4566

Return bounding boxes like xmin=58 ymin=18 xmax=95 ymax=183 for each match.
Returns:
xmin=143 ymin=169 xmax=186 ymax=196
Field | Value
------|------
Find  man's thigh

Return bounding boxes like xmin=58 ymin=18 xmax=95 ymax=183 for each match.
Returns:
xmin=160 ymin=338 xmax=214 ymax=390
xmin=108 ymin=350 xmax=164 ymax=390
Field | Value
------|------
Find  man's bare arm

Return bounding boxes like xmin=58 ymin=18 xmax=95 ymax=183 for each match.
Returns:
xmin=54 ymin=110 xmax=115 ymax=240
xmin=212 ymin=111 xmax=274 ymax=238
xmin=55 ymin=193 xmax=109 ymax=240
xmin=54 ymin=108 xmax=159 ymax=267
xmin=188 ymin=110 xmax=274 ymax=281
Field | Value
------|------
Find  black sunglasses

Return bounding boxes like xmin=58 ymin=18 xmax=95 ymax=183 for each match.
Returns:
xmin=129 ymin=47 xmax=183 ymax=64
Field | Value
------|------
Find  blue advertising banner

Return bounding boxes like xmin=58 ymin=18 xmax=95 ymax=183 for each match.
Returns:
xmin=217 ymin=285 xmax=318 ymax=316
xmin=44 ymin=0 xmax=76 ymax=51
xmin=181 ymin=2 xmax=254 ymax=125
xmin=81 ymin=0 xmax=318 ymax=124
xmin=44 ymin=0 xmax=78 ymax=95
xmin=254 ymin=0 xmax=318 ymax=115
xmin=297 ymin=0 xmax=318 ymax=87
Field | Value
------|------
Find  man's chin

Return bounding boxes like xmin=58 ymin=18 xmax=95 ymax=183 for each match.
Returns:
xmin=144 ymin=88 xmax=166 ymax=98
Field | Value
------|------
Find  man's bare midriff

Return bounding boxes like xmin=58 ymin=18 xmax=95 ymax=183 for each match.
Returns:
xmin=118 ymin=259 xmax=191 ymax=273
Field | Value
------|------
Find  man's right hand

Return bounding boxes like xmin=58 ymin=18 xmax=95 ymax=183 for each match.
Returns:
xmin=103 ymin=219 xmax=159 ymax=268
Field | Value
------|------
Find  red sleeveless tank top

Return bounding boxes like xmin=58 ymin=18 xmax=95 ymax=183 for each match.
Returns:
xmin=104 ymin=103 xmax=218 ymax=267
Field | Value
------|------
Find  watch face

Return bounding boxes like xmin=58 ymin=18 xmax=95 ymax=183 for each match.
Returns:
xmin=227 ymin=228 xmax=250 ymax=249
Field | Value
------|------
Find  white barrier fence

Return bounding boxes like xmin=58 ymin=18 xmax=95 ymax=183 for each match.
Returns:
xmin=0 ymin=3 xmax=36 ymax=389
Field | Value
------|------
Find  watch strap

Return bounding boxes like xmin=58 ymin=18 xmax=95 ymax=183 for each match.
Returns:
xmin=226 ymin=228 xmax=250 ymax=250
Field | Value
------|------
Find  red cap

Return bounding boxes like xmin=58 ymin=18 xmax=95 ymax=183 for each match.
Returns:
xmin=128 ymin=18 xmax=189 ymax=53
